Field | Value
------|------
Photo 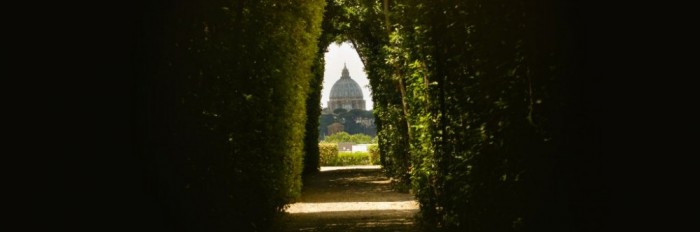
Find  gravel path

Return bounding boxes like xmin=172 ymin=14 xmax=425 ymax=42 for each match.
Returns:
xmin=277 ymin=165 xmax=420 ymax=231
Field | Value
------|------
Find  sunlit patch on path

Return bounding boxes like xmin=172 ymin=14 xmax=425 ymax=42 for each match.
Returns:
xmin=319 ymin=165 xmax=382 ymax=172
xmin=286 ymin=201 xmax=419 ymax=213
xmin=277 ymin=165 xmax=420 ymax=231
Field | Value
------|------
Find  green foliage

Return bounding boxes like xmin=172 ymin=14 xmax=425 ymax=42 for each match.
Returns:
xmin=334 ymin=152 xmax=371 ymax=166
xmin=136 ymin=1 xmax=326 ymax=231
xmin=322 ymin=131 xmax=373 ymax=144
xmin=319 ymin=109 xmax=377 ymax=138
xmin=368 ymin=144 xmax=380 ymax=165
xmin=333 ymin=108 xmax=348 ymax=114
xmin=318 ymin=114 xmax=335 ymax=140
xmin=304 ymin=43 xmax=325 ymax=175
xmin=317 ymin=0 xmax=411 ymax=188
xmin=318 ymin=142 xmax=374 ymax=166
xmin=319 ymin=0 xmax=595 ymax=231
xmin=319 ymin=143 xmax=339 ymax=166
xmin=319 ymin=149 xmax=373 ymax=166
xmin=135 ymin=0 xmax=596 ymax=230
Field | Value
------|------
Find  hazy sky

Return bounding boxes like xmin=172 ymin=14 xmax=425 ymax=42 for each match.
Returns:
xmin=321 ymin=42 xmax=373 ymax=110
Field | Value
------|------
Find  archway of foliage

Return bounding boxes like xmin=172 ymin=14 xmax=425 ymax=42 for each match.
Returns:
xmin=306 ymin=0 xmax=601 ymax=231
xmin=305 ymin=0 xmax=412 ymax=186
xmin=135 ymin=0 xmax=600 ymax=231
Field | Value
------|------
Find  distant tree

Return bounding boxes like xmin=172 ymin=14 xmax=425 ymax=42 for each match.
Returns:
xmin=322 ymin=132 xmax=373 ymax=144
xmin=323 ymin=131 xmax=352 ymax=143
xmin=333 ymin=108 xmax=348 ymax=115
xmin=349 ymin=133 xmax=372 ymax=144
xmin=318 ymin=114 xmax=335 ymax=140
xmin=348 ymin=109 xmax=366 ymax=115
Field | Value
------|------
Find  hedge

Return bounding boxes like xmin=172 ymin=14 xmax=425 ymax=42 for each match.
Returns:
xmin=318 ymin=143 xmax=377 ymax=166
xmin=135 ymin=0 xmax=600 ymax=231
xmin=319 ymin=0 xmax=600 ymax=231
xmin=135 ymin=1 xmax=326 ymax=231
xmin=368 ymin=144 xmax=380 ymax=165
xmin=335 ymin=152 xmax=371 ymax=166
xmin=318 ymin=143 xmax=339 ymax=166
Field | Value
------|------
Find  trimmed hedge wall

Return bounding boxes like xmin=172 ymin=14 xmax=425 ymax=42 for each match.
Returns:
xmin=368 ymin=144 xmax=380 ymax=165
xmin=318 ymin=143 xmax=377 ymax=166
xmin=303 ymin=46 xmax=324 ymax=175
xmin=318 ymin=143 xmax=339 ymax=166
xmin=135 ymin=1 xmax=326 ymax=231
xmin=335 ymin=152 xmax=372 ymax=166
xmin=134 ymin=0 xmax=600 ymax=231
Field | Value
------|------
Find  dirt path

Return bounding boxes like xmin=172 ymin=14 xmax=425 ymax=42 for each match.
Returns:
xmin=277 ymin=165 xmax=420 ymax=231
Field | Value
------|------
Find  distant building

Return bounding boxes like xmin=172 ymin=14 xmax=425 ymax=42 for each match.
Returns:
xmin=337 ymin=142 xmax=354 ymax=152
xmin=327 ymin=122 xmax=344 ymax=135
xmin=355 ymin=117 xmax=375 ymax=128
xmin=326 ymin=63 xmax=366 ymax=112
xmin=351 ymin=144 xmax=370 ymax=152
xmin=319 ymin=64 xmax=376 ymax=139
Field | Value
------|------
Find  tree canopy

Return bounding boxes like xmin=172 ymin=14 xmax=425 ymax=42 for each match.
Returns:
xmin=322 ymin=132 xmax=373 ymax=144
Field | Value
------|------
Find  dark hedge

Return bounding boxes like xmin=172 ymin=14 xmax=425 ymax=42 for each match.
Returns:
xmin=135 ymin=1 xmax=325 ymax=231
xmin=318 ymin=0 xmax=601 ymax=231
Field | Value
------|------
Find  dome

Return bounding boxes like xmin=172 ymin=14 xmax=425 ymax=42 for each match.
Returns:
xmin=329 ymin=64 xmax=364 ymax=99
xmin=330 ymin=78 xmax=364 ymax=99
xmin=327 ymin=64 xmax=366 ymax=112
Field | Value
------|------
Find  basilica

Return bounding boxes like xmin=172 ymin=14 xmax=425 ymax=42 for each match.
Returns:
xmin=319 ymin=64 xmax=376 ymax=138
xmin=325 ymin=63 xmax=366 ymax=113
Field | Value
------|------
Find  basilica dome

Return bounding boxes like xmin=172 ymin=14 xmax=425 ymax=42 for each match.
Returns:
xmin=327 ymin=64 xmax=366 ymax=111
xmin=330 ymin=66 xmax=364 ymax=99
